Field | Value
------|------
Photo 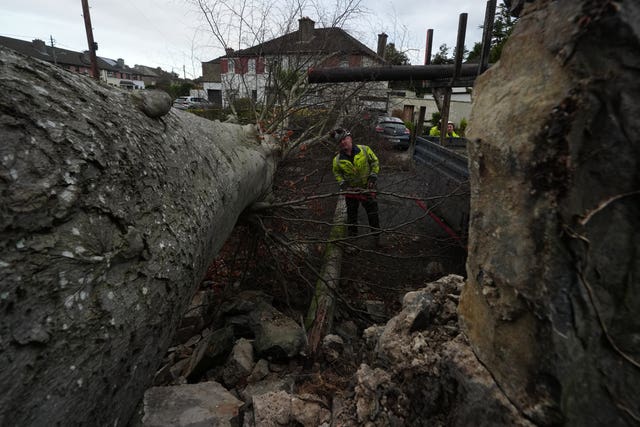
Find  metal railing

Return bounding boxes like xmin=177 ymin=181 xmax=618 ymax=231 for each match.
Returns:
xmin=413 ymin=136 xmax=469 ymax=182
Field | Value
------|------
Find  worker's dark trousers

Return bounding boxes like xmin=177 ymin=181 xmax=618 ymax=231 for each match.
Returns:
xmin=345 ymin=196 xmax=380 ymax=237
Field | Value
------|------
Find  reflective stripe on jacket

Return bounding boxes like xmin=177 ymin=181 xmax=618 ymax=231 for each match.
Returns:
xmin=332 ymin=144 xmax=379 ymax=188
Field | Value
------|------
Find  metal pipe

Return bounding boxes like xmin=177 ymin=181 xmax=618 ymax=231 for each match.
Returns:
xmin=307 ymin=63 xmax=479 ymax=83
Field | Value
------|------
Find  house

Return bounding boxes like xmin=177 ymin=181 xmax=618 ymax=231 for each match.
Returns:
xmin=132 ymin=64 xmax=161 ymax=87
xmin=0 ymin=35 xmax=157 ymax=90
xmin=99 ymin=57 xmax=146 ymax=89
xmin=387 ymin=89 xmax=473 ymax=129
xmin=201 ymin=18 xmax=389 ymax=109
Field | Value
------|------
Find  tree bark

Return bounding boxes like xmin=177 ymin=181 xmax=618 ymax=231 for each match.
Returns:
xmin=0 ymin=47 xmax=278 ymax=425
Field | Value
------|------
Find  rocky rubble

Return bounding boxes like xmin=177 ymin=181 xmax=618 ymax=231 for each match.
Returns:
xmin=135 ymin=275 xmax=534 ymax=426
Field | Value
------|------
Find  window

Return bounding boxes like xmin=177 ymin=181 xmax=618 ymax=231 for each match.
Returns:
xmin=248 ymin=58 xmax=256 ymax=74
xmin=228 ymin=59 xmax=235 ymax=74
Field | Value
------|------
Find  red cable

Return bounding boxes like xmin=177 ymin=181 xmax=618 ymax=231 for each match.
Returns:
xmin=415 ymin=199 xmax=466 ymax=250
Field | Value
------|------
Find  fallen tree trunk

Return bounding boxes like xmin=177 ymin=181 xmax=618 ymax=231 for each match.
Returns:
xmin=305 ymin=197 xmax=346 ymax=355
xmin=0 ymin=47 xmax=278 ymax=426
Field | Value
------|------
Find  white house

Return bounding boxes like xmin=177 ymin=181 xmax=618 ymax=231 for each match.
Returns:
xmin=202 ymin=18 xmax=388 ymax=109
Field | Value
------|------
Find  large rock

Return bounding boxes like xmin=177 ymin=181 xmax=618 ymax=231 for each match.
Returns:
xmin=221 ymin=338 xmax=256 ymax=387
xmin=220 ymin=291 xmax=306 ymax=359
xmin=246 ymin=300 xmax=306 ymax=359
xmin=334 ymin=275 xmax=530 ymax=426
xmin=250 ymin=390 xmax=331 ymax=427
xmin=460 ymin=0 xmax=640 ymax=424
xmin=0 ymin=47 xmax=278 ymax=425
xmin=141 ymin=381 xmax=242 ymax=426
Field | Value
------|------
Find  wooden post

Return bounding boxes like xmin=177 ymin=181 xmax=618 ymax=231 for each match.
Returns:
xmin=479 ymin=0 xmax=497 ymax=75
xmin=440 ymin=89 xmax=452 ymax=146
xmin=81 ymin=0 xmax=100 ymax=80
xmin=441 ymin=13 xmax=467 ymax=146
xmin=424 ymin=29 xmax=434 ymax=65
xmin=411 ymin=106 xmax=427 ymax=156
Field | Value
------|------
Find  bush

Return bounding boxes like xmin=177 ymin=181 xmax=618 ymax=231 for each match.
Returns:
xmin=430 ymin=111 xmax=441 ymax=127
xmin=190 ymin=108 xmax=225 ymax=121
xmin=458 ymin=117 xmax=468 ymax=137
xmin=232 ymin=98 xmax=255 ymax=124
xmin=405 ymin=121 xmax=415 ymax=132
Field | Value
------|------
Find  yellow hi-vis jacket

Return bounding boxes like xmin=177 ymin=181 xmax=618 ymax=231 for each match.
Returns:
xmin=332 ymin=144 xmax=379 ymax=189
xmin=429 ymin=125 xmax=459 ymax=137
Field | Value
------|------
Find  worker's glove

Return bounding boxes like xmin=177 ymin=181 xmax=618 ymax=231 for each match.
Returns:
xmin=367 ymin=176 xmax=377 ymax=190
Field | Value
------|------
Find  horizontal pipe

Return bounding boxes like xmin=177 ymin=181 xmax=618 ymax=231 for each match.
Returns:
xmin=307 ymin=63 xmax=480 ymax=83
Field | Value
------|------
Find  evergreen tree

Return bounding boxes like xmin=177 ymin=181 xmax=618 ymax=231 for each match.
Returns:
xmin=466 ymin=0 xmax=517 ymax=63
xmin=432 ymin=44 xmax=454 ymax=64
xmin=384 ymin=43 xmax=410 ymax=65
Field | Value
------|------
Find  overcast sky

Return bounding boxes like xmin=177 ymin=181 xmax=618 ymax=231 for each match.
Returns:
xmin=0 ymin=0 xmax=489 ymax=79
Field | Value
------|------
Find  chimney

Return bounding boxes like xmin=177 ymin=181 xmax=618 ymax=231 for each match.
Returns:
xmin=298 ymin=17 xmax=315 ymax=41
xmin=225 ymin=47 xmax=234 ymax=56
xmin=32 ymin=39 xmax=47 ymax=53
xmin=377 ymin=33 xmax=388 ymax=58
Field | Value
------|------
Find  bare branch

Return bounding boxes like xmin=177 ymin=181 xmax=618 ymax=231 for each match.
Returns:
xmin=578 ymin=190 xmax=640 ymax=226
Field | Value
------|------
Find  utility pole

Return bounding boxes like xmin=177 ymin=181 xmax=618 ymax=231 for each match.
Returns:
xmin=183 ymin=64 xmax=186 ymax=80
xmin=49 ymin=35 xmax=58 ymax=66
xmin=81 ymin=0 xmax=100 ymax=80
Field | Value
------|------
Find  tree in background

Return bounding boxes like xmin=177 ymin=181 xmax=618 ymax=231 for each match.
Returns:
xmin=431 ymin=44 xmax=454 ymax=64
xmin=430 ymin=2 xmax=516 ymax=65
xmin=384 ymin=43 xmax=410 ymax=65
xmin=191 ymin=0 xmax=379 ymax=157
xmin=467 ymin=0 xmax=517 ymax=63
xmin=386 ymin=43 xmax=412 ymax=90
xmin=147 ymin=77 xmax=194 ymax=99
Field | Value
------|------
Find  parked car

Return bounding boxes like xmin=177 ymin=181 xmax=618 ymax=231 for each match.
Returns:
xmin=173 ymin=96 xmax=214 ymax=110
xmin=374 ymin=116 xmax=411 ymax=149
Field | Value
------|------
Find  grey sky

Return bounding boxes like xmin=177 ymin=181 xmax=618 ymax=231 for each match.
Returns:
xmin=0 ymin=0 xmax=489 ymax=79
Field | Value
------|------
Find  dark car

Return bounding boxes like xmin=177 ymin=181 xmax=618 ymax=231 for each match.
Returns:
xmin=374 ymin=116 xmax=411 ymax=149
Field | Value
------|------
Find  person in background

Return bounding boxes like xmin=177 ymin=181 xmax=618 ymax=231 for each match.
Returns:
xmin=331 ymin=128 xmax=382 ymax=250
xmin=429 ymin=120 xmax=459 ymax=137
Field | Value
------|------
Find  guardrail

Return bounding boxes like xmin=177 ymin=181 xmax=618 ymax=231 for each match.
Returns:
xmin=413 ymin=136 xmax=469 ymax=182
xmin=412 ymin=136 xmax=470 ymax=240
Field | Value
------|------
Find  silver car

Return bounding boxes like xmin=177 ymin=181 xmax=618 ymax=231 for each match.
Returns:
xmin=173 ymin=96 xmax=213 ymax=110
